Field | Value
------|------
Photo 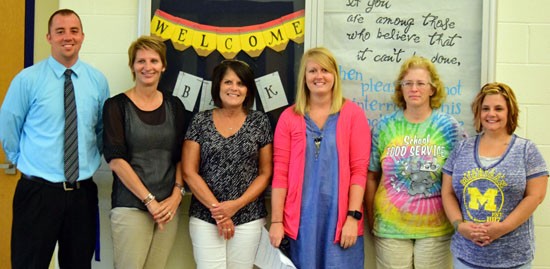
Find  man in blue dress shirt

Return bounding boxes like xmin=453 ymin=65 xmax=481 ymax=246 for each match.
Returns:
xmin=0 ymin=9 xmax=109 ymax=269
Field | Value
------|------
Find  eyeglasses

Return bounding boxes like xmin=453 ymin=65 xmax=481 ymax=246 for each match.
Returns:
xmin=401 ymin=80 xmax=431 ymax=89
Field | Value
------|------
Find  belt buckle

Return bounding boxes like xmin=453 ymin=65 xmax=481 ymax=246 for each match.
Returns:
xmin=63 ymin=181 xmax=80 ymax=191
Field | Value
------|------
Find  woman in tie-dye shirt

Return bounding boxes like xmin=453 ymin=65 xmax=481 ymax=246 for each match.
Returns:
xmin=365 ymin=56 xmax=466 ymax=269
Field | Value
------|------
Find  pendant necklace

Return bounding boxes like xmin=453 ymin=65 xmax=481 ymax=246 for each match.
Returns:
xmin=314 ymin=136 xmax=323 ymax=159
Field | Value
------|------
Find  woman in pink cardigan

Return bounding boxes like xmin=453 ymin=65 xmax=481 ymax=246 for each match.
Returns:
xmin=269 ymin=47 xmax=371 ymax=268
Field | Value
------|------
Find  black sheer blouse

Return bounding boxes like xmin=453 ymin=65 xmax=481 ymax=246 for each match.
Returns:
xmin=103 ymin=92 xmax=191 ymax=164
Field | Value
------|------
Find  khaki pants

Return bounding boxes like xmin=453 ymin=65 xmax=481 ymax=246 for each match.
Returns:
xmin=110 ymin=207 xmax=180 ymax=269
xmin=374 ymin=235 xmax=452 ymax=269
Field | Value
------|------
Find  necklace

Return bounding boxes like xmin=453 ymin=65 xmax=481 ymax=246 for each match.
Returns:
xmin=126 ymin=88 xmax=162 ymax=111
xmin=216 ymin=108 xmax=245 ymax=133
xmin=314 ymin=136 xmax=323 ymax=159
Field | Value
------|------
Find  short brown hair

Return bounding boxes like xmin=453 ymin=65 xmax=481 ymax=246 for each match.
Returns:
xmin=210 ymin=59 xmax=256 ymax=110
xmin=127 ymin=36 xmax=167 ymax=80
xmin=471 ymin=82 xmax=519 ymax=134
xmin=48 ymin=9 xmax=83 ymax=34
xmin=392 ymin=56 xmax=446 ymax=109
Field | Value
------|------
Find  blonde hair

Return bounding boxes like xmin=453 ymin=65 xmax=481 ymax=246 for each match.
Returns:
xmin=294 ymin=47 xmax=344 ymax=115
xmin=392 ymin=55 xmax=446 ymax=109
xmin=471 ymin=82 xmax=519 ymax=134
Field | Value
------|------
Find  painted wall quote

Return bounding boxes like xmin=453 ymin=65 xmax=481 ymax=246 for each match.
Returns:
xmin=321 ymin=0 xmax=484 ymax=134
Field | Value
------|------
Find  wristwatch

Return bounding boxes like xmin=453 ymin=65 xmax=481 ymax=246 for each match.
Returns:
xmin=347 ymin=210 xmax=362 ymax=220
xmin=175 ymin=183 xmax=186 ymax=197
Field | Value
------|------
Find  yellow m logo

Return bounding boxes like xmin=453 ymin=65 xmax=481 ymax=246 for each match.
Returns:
xmin=467 ymin=188 xmax=498 ymax=211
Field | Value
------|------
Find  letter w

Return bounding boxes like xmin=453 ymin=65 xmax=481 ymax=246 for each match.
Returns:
xmin=155 ymin=21 xmax=169 ymax=34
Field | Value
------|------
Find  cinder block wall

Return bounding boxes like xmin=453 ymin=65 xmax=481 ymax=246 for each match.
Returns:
xmin=496 ymin=1 xmax=550 ymax=268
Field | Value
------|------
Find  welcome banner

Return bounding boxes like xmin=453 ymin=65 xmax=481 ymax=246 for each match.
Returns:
xmin=151 ymin=9 xmax=305 ymax=59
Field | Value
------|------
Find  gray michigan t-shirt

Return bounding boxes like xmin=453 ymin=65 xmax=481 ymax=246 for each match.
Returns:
xmin=443 ymin=134 xmax=548 ymax=268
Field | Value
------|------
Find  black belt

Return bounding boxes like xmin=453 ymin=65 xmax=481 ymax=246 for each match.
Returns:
xmin=21 ymin=173 xmax=92 ymax=191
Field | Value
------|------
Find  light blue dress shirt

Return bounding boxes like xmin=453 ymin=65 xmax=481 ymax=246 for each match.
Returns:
xmin=0 ymin=56 xmax=110 ymax=182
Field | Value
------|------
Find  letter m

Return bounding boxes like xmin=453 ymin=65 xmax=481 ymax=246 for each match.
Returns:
xmin=268 ymin=29 xmax=283 ymax=45
xmin=467 ymin=188 xmax=498 ymax=211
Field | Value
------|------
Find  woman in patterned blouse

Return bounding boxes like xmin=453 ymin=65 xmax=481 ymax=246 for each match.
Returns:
xmin=182 ymin=59 xmax=273 ymax=269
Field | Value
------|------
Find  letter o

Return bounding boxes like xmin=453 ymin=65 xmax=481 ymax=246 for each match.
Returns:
xmin=249 ymin=36 xmax=257 ymax=47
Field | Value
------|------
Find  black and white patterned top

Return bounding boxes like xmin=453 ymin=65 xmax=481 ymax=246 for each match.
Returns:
xmin=185 ymin=109 xmax=273 ymax=225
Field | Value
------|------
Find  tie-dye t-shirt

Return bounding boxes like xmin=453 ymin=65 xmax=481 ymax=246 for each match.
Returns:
xmin=442 ymin=135 xmax=548 ymax=268
xmin=369 ymin=110 xmax=465 ymax=238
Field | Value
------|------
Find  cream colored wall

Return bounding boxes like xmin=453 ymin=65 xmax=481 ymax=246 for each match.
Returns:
xmin=59 ymin=0 xmax=136 ymax=94
xmin=496 ymin=1 xmax=550 ymax=268
xmin=45 ymin=0 xmax=549 ymax=268
xmin=33 ymin=0 xmax=58 ymax=62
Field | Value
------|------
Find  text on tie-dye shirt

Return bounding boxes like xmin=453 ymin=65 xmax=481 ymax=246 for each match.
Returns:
xmin=369 ymin=110 xmax=465 ymax=238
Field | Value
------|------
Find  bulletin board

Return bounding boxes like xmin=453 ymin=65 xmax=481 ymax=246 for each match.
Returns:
xmin=139 ymin=0 xmax=496 ymax=135
xmin=308 ymin=0 xmax=496 ymax=135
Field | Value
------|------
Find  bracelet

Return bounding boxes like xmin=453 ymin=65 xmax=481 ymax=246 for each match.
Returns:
xmin=142 ymin=193 xmax=156 ymax=206
xmin=452 ymin=219 xmax=463 ymax=230
xmin=271 ymin=221 xmax=283 ymax=223
xmin=175 ymin=182 xmax=186 ymax=196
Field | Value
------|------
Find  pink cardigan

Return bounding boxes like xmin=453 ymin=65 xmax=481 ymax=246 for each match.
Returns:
xmin=272 ymin=100 xmax=371 ymax=242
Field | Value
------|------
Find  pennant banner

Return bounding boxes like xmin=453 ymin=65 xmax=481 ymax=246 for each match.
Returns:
xmin=151 ymin=9 xmax=305 ymax=59
xmin=255 ymin=72 xmax=288 ymax=112
xmin=173 ymin=71 xmax=202 ymax=110
xmin=172 ymin=71 xmax=288 ymax=112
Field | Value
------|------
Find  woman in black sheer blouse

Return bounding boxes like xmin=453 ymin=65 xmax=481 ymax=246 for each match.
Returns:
xmin=103 ymin=36 xmax=191 ymax=269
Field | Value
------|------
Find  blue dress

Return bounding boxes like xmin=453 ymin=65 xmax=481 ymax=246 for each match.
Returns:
xmin=288 ymin=113 xmax=364 ymax=269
